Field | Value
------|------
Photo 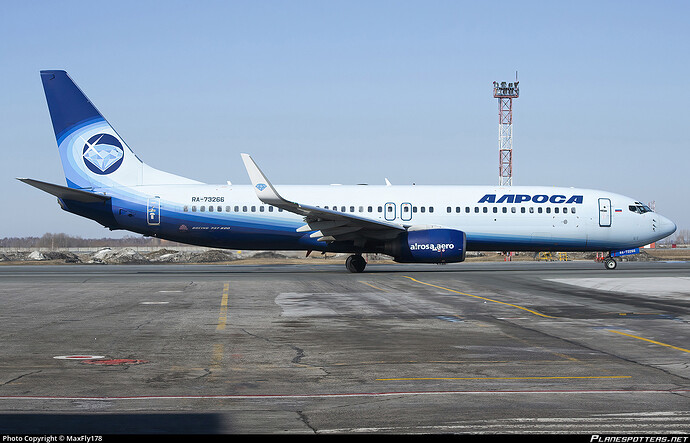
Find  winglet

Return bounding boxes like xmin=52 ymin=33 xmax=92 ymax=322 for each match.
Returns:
xmin=241 ymin=153 xmax=292 ymax=206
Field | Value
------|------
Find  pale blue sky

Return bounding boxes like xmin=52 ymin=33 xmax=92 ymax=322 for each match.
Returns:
xmin=1 ymin=0 xmax=688 ymax=237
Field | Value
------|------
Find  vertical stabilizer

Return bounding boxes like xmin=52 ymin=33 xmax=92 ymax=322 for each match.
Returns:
xmin=40 ymin=70 xmax=201 ymax=189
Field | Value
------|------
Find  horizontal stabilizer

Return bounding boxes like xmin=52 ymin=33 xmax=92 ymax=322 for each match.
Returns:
xmin=18 ymin=178 xmax=110 ymax=203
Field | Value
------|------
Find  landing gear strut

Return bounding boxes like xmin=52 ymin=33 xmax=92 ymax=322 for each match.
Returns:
xmin=604 ymin=257 xmax=617 ymax=270
xmin=346 ymin=254 xmax=367 ymax=273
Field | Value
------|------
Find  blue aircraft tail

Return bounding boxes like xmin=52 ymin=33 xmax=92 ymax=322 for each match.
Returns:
xmin=40 ymin=70 xmax=200 ymax=189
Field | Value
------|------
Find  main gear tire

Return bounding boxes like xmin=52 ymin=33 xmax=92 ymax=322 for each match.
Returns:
xmin=346 ymin=254 xmax=367 ymax=273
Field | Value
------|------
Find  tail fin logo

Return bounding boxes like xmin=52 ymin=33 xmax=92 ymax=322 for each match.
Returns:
xmin=256 ymin=183 xmax=267 ymax=191
xmin=82 ymin=133 xmax=124 ymax=175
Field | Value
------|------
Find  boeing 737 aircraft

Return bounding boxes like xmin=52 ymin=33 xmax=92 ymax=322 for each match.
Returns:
xmin=20 ymin=70 xmax=677 ymax=272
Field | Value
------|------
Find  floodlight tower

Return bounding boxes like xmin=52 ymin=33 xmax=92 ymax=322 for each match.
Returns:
xmin=493 ymin=79 xmax=519 ymax=186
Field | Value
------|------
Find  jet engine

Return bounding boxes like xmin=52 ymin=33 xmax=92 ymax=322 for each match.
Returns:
xmin=385 ymin=228 xmax=466 ymax=263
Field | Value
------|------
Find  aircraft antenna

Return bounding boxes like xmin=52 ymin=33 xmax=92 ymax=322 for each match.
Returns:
xmin=493 ymin=77 xmax=519 ymax=186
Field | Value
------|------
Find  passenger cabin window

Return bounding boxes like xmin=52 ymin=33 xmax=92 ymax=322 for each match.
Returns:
xmin=183 ymin=205 xmax=188 ymax=212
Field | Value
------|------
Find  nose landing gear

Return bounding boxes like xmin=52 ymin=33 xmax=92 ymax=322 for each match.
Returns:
xmin=345 ymin=254 xmax=367 ymax=273
xmin=604 ymin=257 xmax=617 ymax=270
xmin=596 ymin=252 xmax=618 ymax=270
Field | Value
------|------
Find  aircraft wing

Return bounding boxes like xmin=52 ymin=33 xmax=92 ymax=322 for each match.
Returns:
xmin=241 ymin=153 xmax=405 ymax=243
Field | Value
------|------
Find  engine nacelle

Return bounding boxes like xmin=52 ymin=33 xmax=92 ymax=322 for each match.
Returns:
xmin=385 ymin=228 xmax=466 ymax=263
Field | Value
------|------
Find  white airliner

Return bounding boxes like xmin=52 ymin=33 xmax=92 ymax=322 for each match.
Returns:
xmin=20 ymin=70 xmax=676 ymax=272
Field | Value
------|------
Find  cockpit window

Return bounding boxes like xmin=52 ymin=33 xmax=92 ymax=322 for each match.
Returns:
xmin=629 ymin=202 xmax=653 ymax=214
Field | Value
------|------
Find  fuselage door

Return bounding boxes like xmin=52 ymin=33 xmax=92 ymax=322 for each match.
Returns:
xmin=384 ymin=202 xmax=396 ymax=221
xmin=400 ymin=202 xmax=412 ymax=221
xmin=147 ymin=197 xmax=161 ymax=226
xmin=598 ymin=198 xmax=611 ymax=227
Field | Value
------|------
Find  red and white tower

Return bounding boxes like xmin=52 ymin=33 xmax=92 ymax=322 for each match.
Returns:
xmin=493 ymin=79 xmax=519 ymax=186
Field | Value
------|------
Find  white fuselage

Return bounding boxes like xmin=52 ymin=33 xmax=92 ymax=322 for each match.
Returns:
xmin=106 ymin=183 xmax=676 ymax=253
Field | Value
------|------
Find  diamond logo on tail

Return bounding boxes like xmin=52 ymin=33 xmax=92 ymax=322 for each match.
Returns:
xmin=256 ymin=183 xmax=267 ymax=191
xmin=82 ymin=133 xmax=124 ymax=175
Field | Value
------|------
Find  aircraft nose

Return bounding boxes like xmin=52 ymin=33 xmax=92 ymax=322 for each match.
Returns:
xmin=659 ymin=215 xmax=677 ymax=237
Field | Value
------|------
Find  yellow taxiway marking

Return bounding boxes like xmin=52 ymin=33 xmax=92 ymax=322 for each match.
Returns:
xmin=608 ymin=330 xmax=690 ymax=354
xmin=377 ymin=375 xmax=632 ymax=381
xmin=209 ymin=342 xmax=225 ymax=378
xmin=403 ymin=276 xmax=558 ymax=319
xmin=216 ymin=282 xmax=230 ymax=331
xmin=359 ymin=281 xmax=387 ymax=292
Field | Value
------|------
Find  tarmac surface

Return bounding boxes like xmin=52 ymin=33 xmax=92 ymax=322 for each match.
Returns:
xmin=0 ymin=260 xmax=689 ymax=434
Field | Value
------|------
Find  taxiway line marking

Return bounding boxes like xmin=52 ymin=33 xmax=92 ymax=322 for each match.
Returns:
xmin=607 ymin=330 xmax=690 ymax=354
xmin=359 ymin=281 xmax=387 ymax=292
xmin=376 ymin=376 xmax=632 ymax=381
xmin=5 ymin=386 xmax=686 ymax=402
xmin=403 ymin=276 xmax=558 ymax=319
xmin=216 ymin=282 xmax=230 ymax=331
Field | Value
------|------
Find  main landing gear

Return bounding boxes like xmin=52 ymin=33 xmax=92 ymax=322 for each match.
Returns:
xmin=346 ymin=254 xmax=367 ymax=273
